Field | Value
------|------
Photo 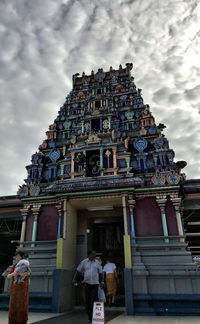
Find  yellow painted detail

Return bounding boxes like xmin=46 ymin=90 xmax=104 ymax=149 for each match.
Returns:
xmin=123 ymin=235 xmax=132 ymax=268
xmin=56 ymin=238 xmax=63 ymax=269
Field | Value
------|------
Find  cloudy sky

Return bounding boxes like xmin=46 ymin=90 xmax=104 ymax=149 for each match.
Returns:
xmin=0 ymin=0 xmax=200 ymax=196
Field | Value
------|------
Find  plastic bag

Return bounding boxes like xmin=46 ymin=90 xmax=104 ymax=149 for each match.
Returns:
xmin=98 ymin=286 xmax=106 ymax=302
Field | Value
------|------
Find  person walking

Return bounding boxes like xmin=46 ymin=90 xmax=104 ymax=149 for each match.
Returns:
xmin=103 ymin=259 xmax=117 ymax=306
xmin=7 ymin=250 xmax=30 ymax=324
xmin=73 ymin=250 xmax=104 ymax=323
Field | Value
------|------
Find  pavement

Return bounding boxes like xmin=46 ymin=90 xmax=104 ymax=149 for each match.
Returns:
xmin=0 ymin=308 xmax=122 ymax=324
xmin=1 ymin=308 xmax=200 ymax=324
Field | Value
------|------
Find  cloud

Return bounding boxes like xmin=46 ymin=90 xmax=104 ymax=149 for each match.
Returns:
xmin=0 ymin=0 xmax=200 ymax=195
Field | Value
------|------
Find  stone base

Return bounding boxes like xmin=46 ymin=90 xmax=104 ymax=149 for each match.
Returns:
xmin=124 ymin=236 xmax=200 ymax=315
xmin=133 ymin=293 xmax=200 ymax=315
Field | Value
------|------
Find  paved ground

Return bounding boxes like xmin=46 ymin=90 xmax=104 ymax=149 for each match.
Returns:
xmin=1 ymin=309 xmax=200 ymax=324
xmin=33 ymin=309 xmax=122 ymax=324
xmin=108 ymin=315 xmax=200 ymax=324
xmin=0 ymin=308 xmax=122 ymax=324
xmin=0 ymin=311 xmax=62 ymax=324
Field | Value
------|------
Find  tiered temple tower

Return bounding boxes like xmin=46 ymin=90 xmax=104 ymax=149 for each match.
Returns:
xmin=5 ymin=63 xmax=200 ymax=314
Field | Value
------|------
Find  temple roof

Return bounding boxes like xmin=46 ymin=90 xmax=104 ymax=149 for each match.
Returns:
xmin=17 ymin=64 xmax=186 ymax=198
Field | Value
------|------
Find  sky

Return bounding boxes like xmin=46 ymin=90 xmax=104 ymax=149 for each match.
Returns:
xmin=0 ymin=0 xmax=200 ymax=196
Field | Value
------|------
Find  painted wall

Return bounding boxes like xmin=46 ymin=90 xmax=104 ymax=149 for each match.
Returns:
xmin=165 ymin=196 xmax=178 ymax=235
xmin=134 ymin=197 xmax=163 ymax=236
xmin=37 ymin=205 xmax=59 ymax=241
xmin=25 ymin=211 xmax=34 ymax=241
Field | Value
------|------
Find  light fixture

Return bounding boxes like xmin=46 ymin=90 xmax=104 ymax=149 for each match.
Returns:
xmin=87 ymin=206 xmax=113 ymax=211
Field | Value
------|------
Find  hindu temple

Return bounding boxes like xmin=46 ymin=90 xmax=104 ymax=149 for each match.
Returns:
xmin=1 ymin=63 xmax=200 ymax=315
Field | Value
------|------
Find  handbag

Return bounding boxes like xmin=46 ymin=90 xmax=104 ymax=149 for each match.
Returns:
xmin=98 ymin=286 xmax=106 ymax=302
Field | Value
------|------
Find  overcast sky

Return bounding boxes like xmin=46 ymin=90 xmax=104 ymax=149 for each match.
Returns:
xmin=0 ymin=0 xmax=200 ymax=196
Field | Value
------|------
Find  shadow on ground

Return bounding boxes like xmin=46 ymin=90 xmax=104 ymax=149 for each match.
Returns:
xmin=33 ymin=309 xmax=123 ymax=324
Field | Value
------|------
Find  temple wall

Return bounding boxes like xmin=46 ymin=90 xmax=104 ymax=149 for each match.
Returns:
xmin=134 ymin=197 xmax=163 ymax=236
xmin=37 ymin=205 xmax=59 ymax=241
xmin=165 ymin=196 xmax=179 ymax=235
xmin=25 ymin=211 xmax=34 ymax=241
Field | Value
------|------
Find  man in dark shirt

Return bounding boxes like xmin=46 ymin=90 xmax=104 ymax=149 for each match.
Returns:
xmin=73 ymin=250 xmax=104 ymax=322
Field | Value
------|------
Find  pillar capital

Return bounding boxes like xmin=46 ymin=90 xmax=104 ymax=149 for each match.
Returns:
xmin=32 ymin=203 xmax=41 ymax=210
xmin=128 ymin=199 xmax=136 ymax=206
xmin=171 ymin=197 xmax=181 ymax=205
xmin=156 ymin=195 xmax=167 ymax=207
xmin=20 ymin=205 xmax=30 ymax=215
xmin=32 ymin=209 xmax=40 ymax=216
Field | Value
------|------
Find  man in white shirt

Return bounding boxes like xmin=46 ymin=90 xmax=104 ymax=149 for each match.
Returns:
xmin=73 ymin=251 xmax=104 ymax=322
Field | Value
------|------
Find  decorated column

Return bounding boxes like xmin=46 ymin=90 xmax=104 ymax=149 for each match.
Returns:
xmin=112 ymin=147 xmax=117 ymax=175
xmin=31 ymin=205 xmax=41 ymax=246
xmin=129 ymin=200 xmax=136 ymax=243
xmin=100 ymin=118 xmax=103 ymax=130
xmin=81 ymin=120 xmax=84 ymax=133
xmin=171 ymin=197 xmax=184 ymax=242
xmin=100 ymin=147 xmax=104 ymax=176
xmin=108 ymin=116 xmax=111 ymax=129
xmin=70 ymin=152 xmax=75 ymax=178
xmin=156 ymin=195 xmax=169 ymax=243
xmin=20 ymin=206 xmax=29 ymax=246
xmin=60 ymin=164 xmax=65 ymax=176
xmin=56 ymin=202 xmax=62 ymax=239
xmin=122 ymin=195 xmax=132 ymax=268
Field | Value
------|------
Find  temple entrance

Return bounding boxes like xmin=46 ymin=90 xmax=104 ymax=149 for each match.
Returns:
xmin=91 ymin=219 xmax=125 ymax=306
xmin=75 ymin=201 xmax=125 ymax=306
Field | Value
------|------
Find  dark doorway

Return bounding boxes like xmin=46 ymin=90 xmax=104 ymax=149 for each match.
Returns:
xmin=91 ymin=119 xmax=100 ymax=132
xmin=0 ymin=219 xmax=21 ymax=293
xmin=91 ymin=219 xmax=125 ymax=306
xmin=86 ymin=150 xmax=100 ymax=177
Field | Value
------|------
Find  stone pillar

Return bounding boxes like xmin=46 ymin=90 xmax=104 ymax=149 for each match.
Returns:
xmin=112 ymin=147 xmax=117 ymax=175
xmin=63 ymin=199 xmax=67 ymax=239
xmin=70 ymin=152 xmax=75 ymax=178
xmin=60 ymin=164 xmax=65 ymax=176
xmin=81 ymin=121 xmax=84 ymax=133
xmin=31 ymin=205 xmax=41 ymax=246
xmin=100 ymin=118 xmax=103 ymax=130
xmin=122 ymin=195 xmax=132 ymax=269
xmin=129 ymin=201 xmax=136 ymax=243
xmin=108 ymin=116 xmax=111 ymax=129
xmin=156 ymin=196 xmax=169 ymax=243
xmin=125 ymin=155 xmax=131 ymax=173
xmin=56 ymin=203 xmax=62 ymax=239
xmin=100 ymin=147 xmax=104 ymax=176
xmin=20 ymin=206 xmax=29 ymax=247
xmin=172 ymin=198 xmax=184 ymax=242
xmin=122 ymin=195 xmax=128 ymax=235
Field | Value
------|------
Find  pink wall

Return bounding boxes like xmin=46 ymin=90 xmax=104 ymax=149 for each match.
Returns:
xmin=37 ymin=205 xmax=59 ymax=241
xmin=134 ymin=196 xmax=179 ymax=237
xmin=134 ymin=197 xmax=163 ymax=236
xmin=165 ymin=196 xmax=178 ymax=235
xmin=25 ymin=211 xmax=34 ymax=241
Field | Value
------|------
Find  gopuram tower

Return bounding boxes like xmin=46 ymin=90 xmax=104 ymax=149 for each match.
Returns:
xmin=5 ymin=63 xmax=200 ymax=314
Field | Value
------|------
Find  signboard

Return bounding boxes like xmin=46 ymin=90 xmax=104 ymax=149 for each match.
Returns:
xmin=92 ymin=301 xmax=105 ymax=324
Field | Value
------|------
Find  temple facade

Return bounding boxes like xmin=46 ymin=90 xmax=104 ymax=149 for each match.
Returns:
xmin=2 ymin=63 xmax=200 ymax=314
